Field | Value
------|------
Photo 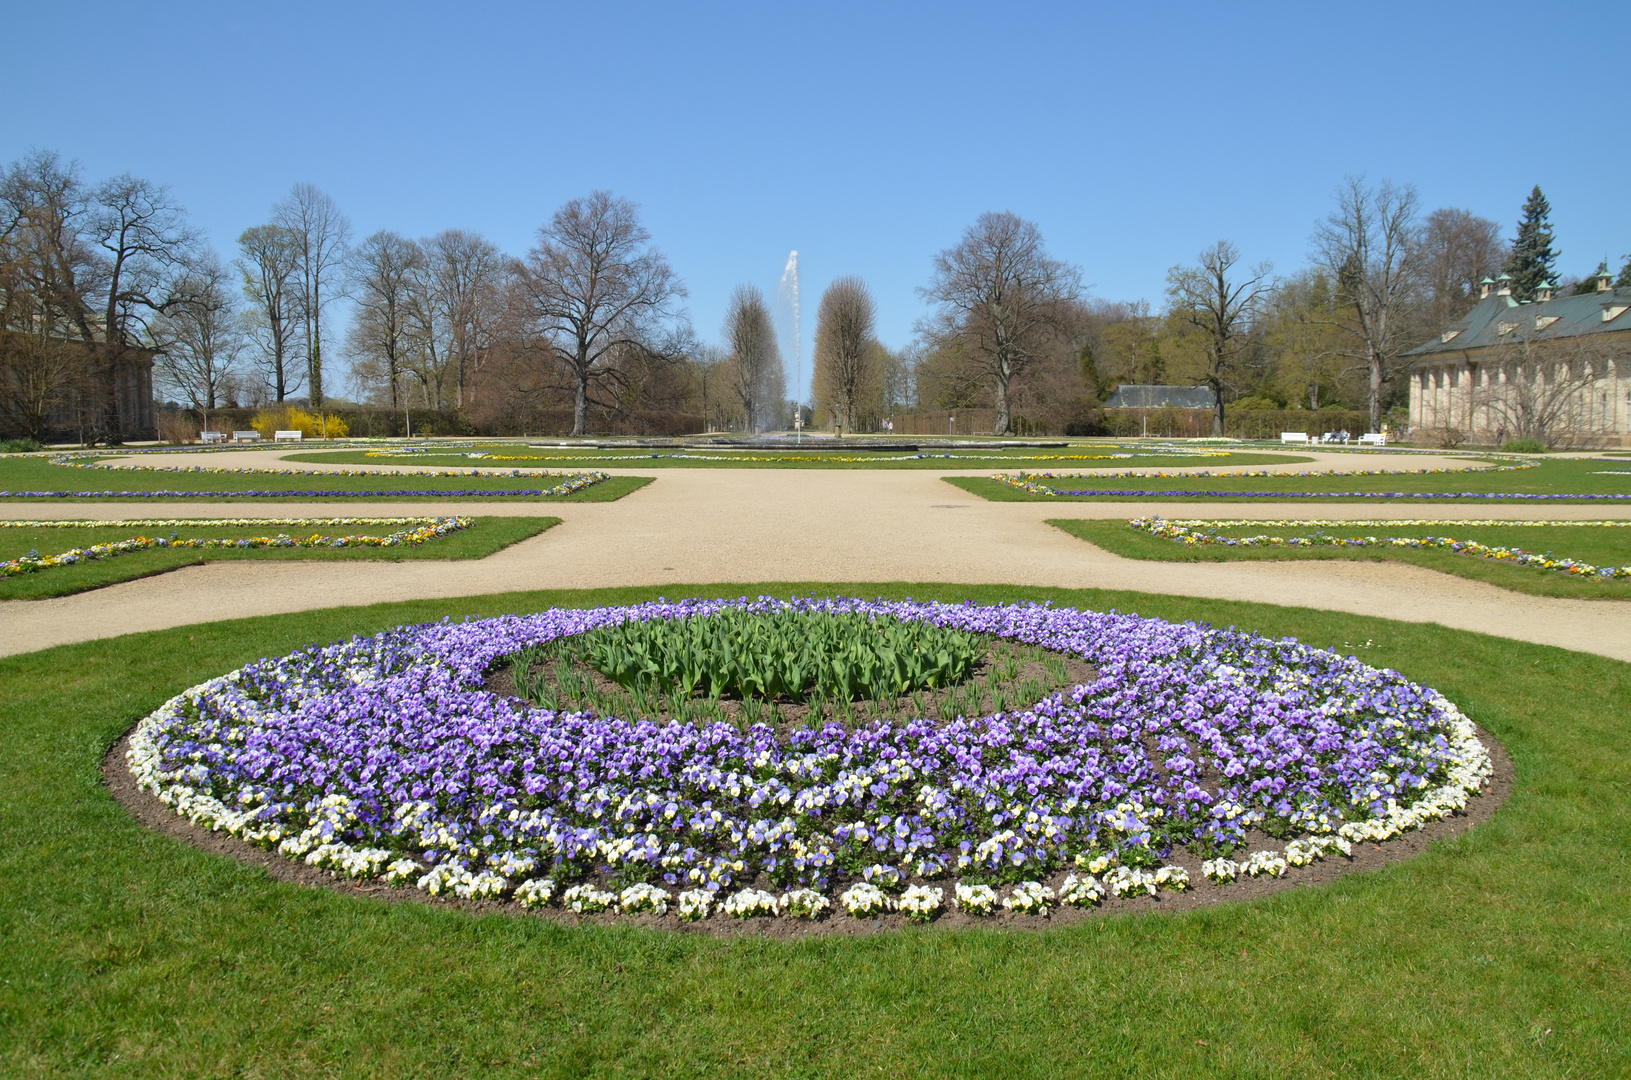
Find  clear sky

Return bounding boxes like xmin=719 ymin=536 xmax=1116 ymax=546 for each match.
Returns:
xmin=6 ymin=1 xmax=1626 ymax=400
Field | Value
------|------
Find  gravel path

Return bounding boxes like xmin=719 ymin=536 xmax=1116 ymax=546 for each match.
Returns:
xmin=4 ymin=451 xmax=1631 ymax=661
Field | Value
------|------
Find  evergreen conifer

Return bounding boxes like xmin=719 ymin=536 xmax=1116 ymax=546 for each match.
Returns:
xmin=1617 ymin=255 xmax=1631 ymax=289
xmin=1503 ymin=185 xmax=1559 ymax=300
xmin=1572 ymin=260 xmax=1608 ymax=296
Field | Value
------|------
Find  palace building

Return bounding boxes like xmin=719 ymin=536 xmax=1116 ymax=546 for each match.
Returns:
xmin=1406 ymin=269 xmax=1631 ymax=446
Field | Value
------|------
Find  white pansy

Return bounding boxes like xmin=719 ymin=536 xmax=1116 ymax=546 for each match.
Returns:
xmin=897 ymin=885 xmax=944 ymax=922
xmin=618 ymin=883 xmax=671 ymax=915
xmin=781 ymin=889 xmax=831 ymax=919
xmin=1058 ymin=873 xmax=1105 ymax=907
xmin=1002 ymin=881 xmax=1054 ymax=914
xmin=676 ymin=889 xmax=713 ymax=921
xmin=839 ymin=882 xmax=892 ymax=917
xmin=953 ymin=883 xmax=999 ymax=915
xmin=562 ymin=884 xmax=617 ymax=912
xmin=514 ymin=877 xmax=557 ymax=907
xmin=722 ymin=888 xmax=780 ymax=918
xmin=1154 ymin=865 xmax=1190 ymax=891
xmin=1243 ymin=851 xmax=1288 ymax=878
xmin=1104 ymin=866 xmax=1158 ymax=897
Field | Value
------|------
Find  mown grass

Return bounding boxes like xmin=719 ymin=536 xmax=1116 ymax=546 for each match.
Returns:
xmin=290 ymin=446 xmax=1306 ymax=470
xmin=0 ymin=517 xmax=561 ymax=600
xmin=1050 ymin=518 xmax=1631 ymax=600
xmin=0 ymin=454 xmax=653 ymax=502
xmin=948 ymin=456 xmax=1631 ymax=502
xmin=2 ymin=582 xmax=1628 ymax=1076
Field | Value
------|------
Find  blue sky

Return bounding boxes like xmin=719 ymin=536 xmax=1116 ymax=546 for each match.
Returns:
xmin=6 ymin=1 xmax=1626 ymax=399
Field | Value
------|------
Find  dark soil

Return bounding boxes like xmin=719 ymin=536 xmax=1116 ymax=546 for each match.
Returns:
xmin=486 ymin=639 xmax=1099 ymax=733
xmin=103 ymin=722 xmax=1514 ymax=939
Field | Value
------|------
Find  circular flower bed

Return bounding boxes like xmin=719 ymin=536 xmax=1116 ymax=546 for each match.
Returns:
xmin=127 ymin=598 xmax=1493 ymax=924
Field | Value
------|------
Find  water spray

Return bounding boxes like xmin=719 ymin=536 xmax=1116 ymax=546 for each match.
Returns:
xmin=777 ymin=250 xmax=801 ymax=441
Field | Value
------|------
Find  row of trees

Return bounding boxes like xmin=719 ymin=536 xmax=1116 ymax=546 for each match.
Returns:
xmin=913 ymin=180 xmax=1627 ymax=436
xmin=6 ymin=145 xmax=1625 ymax=442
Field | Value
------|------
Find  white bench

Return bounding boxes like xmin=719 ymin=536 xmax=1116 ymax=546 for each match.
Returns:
xmin=232 ymin=430 xmax=260 ymax=443
xmin=1358 ymin=433 xmax=1387 ymax=446
xmin=274 ymin=430 xmax=303 ymax=442
xmin=200 ymin=431 xmax=226 ymax=444
xmin=1280 ymin=432 xmax=1309 ymax=445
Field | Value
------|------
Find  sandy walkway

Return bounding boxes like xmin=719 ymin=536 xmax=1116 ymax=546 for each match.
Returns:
xmin=4 ymin=460 xmax=1631 ymax=662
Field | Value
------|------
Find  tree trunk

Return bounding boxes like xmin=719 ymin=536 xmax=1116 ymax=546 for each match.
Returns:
xmin=572 ymin=372 xmax=588 ymax=436
xmin=1368 ymin=347 xmax=1383 ymax=433
xmin=309 ymin=341 xmax=324 ymax=409
xmin=993 ymin=370 xmax=1011 ymax=435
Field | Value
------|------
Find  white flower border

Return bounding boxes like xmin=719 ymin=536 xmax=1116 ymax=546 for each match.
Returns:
xmin=126 ymin=664 xmax=1494 ymax=924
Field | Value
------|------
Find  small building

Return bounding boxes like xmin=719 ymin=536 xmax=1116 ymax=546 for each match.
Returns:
xmin=0 ymin=335 xmax=156 ymax=442
xmin=1405 ymin=271 xmax=1631 ymax=446
xmin=1101 ymin=384 xmax=1217 ymax=410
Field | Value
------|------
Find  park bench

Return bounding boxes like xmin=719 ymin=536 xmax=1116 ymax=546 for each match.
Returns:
xmin=200 ymin=431 xmax=226 ymax=444
xmin=232 ymin=430 xmax=260 ymax=443
xmin=1358 ymin=433 xmax=1387 ymax=446
xmin=1280 ymin=432 xmax=1309 ymax=445
xmin=274 ymin=430 xmax=303 ymax=442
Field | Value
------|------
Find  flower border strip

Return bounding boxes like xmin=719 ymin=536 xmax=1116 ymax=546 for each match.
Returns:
xmin=0 ymin=517 xmax=455 ymax=529
xmin=0 ymin=479 xmax=604 ymax=499
xmin=3 ymin=517 xmax=471 ymax=578
xmin=1127 ymin=518 xmax=1631 ymax=529
xmin=992 ymin=456 xmax=1538 ymax=496
xmin=46 ymin=450 xmax=602 ymax=482
xmin=1128 ymin=516 xmax=1631 ymax=580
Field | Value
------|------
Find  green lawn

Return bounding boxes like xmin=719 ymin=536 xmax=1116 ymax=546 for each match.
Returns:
xmin=948 ymin=456 xmax=1631 ymax=502
xmin=0 ymin=517 xmax=561 ymax=600
xmin=289 ymin=445 xmax=1308 ymax=470
xmin=3 ymin=583 xmax=1627 ymax=1076
xmin=1050 ymin=518 xmax=1631 ymax=600
xmin=0 ymin=454 xmax=651 ymax=502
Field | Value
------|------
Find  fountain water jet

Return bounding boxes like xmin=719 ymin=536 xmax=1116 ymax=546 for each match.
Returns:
xmin=775 ymin=251 xmax=801 ymax=435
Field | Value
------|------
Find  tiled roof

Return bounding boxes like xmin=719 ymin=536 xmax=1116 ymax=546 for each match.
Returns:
xmin=1405 ymin=287 xmax=1631 ymax=361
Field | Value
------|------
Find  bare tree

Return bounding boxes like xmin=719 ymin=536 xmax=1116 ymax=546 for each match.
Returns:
xmin=346 ymin=230 xmax=424 ymax=415
xmin=236 ymin=224 xmax=302 ymax=401
xmin=511 ymin=191 xmax=687 ymax=436
xmin=0 ymin=152 xmax=96 ymax=440
xmin=423 ymin=230 xmax=505 ymax=409
xmin=918 ymin=212 xmax=1081 ymax=435
xmin=723 ymin=284 xmax=780 ymax=432
xmin=86 ymin=173 xmax=198 ymax=438
xmin=812 ymin=276 xmax=877 ymax=434
xmin=274 ymin=183 xmax=350 ymax=411
xmin=1165 ymin=241 xmax=1272 ymax=434
xmin=1313 ymin=177 xmax=1425 ymax=433
xmin=0 ymin=154 xmax=195 ymax=442
xmin=1421 ymin=208 xmax=1506 ymax=327
xmin=155 ymin=251 xmax=244 ymax=434
xmin=1467 ymin=331 xmax=1613 ymax=448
